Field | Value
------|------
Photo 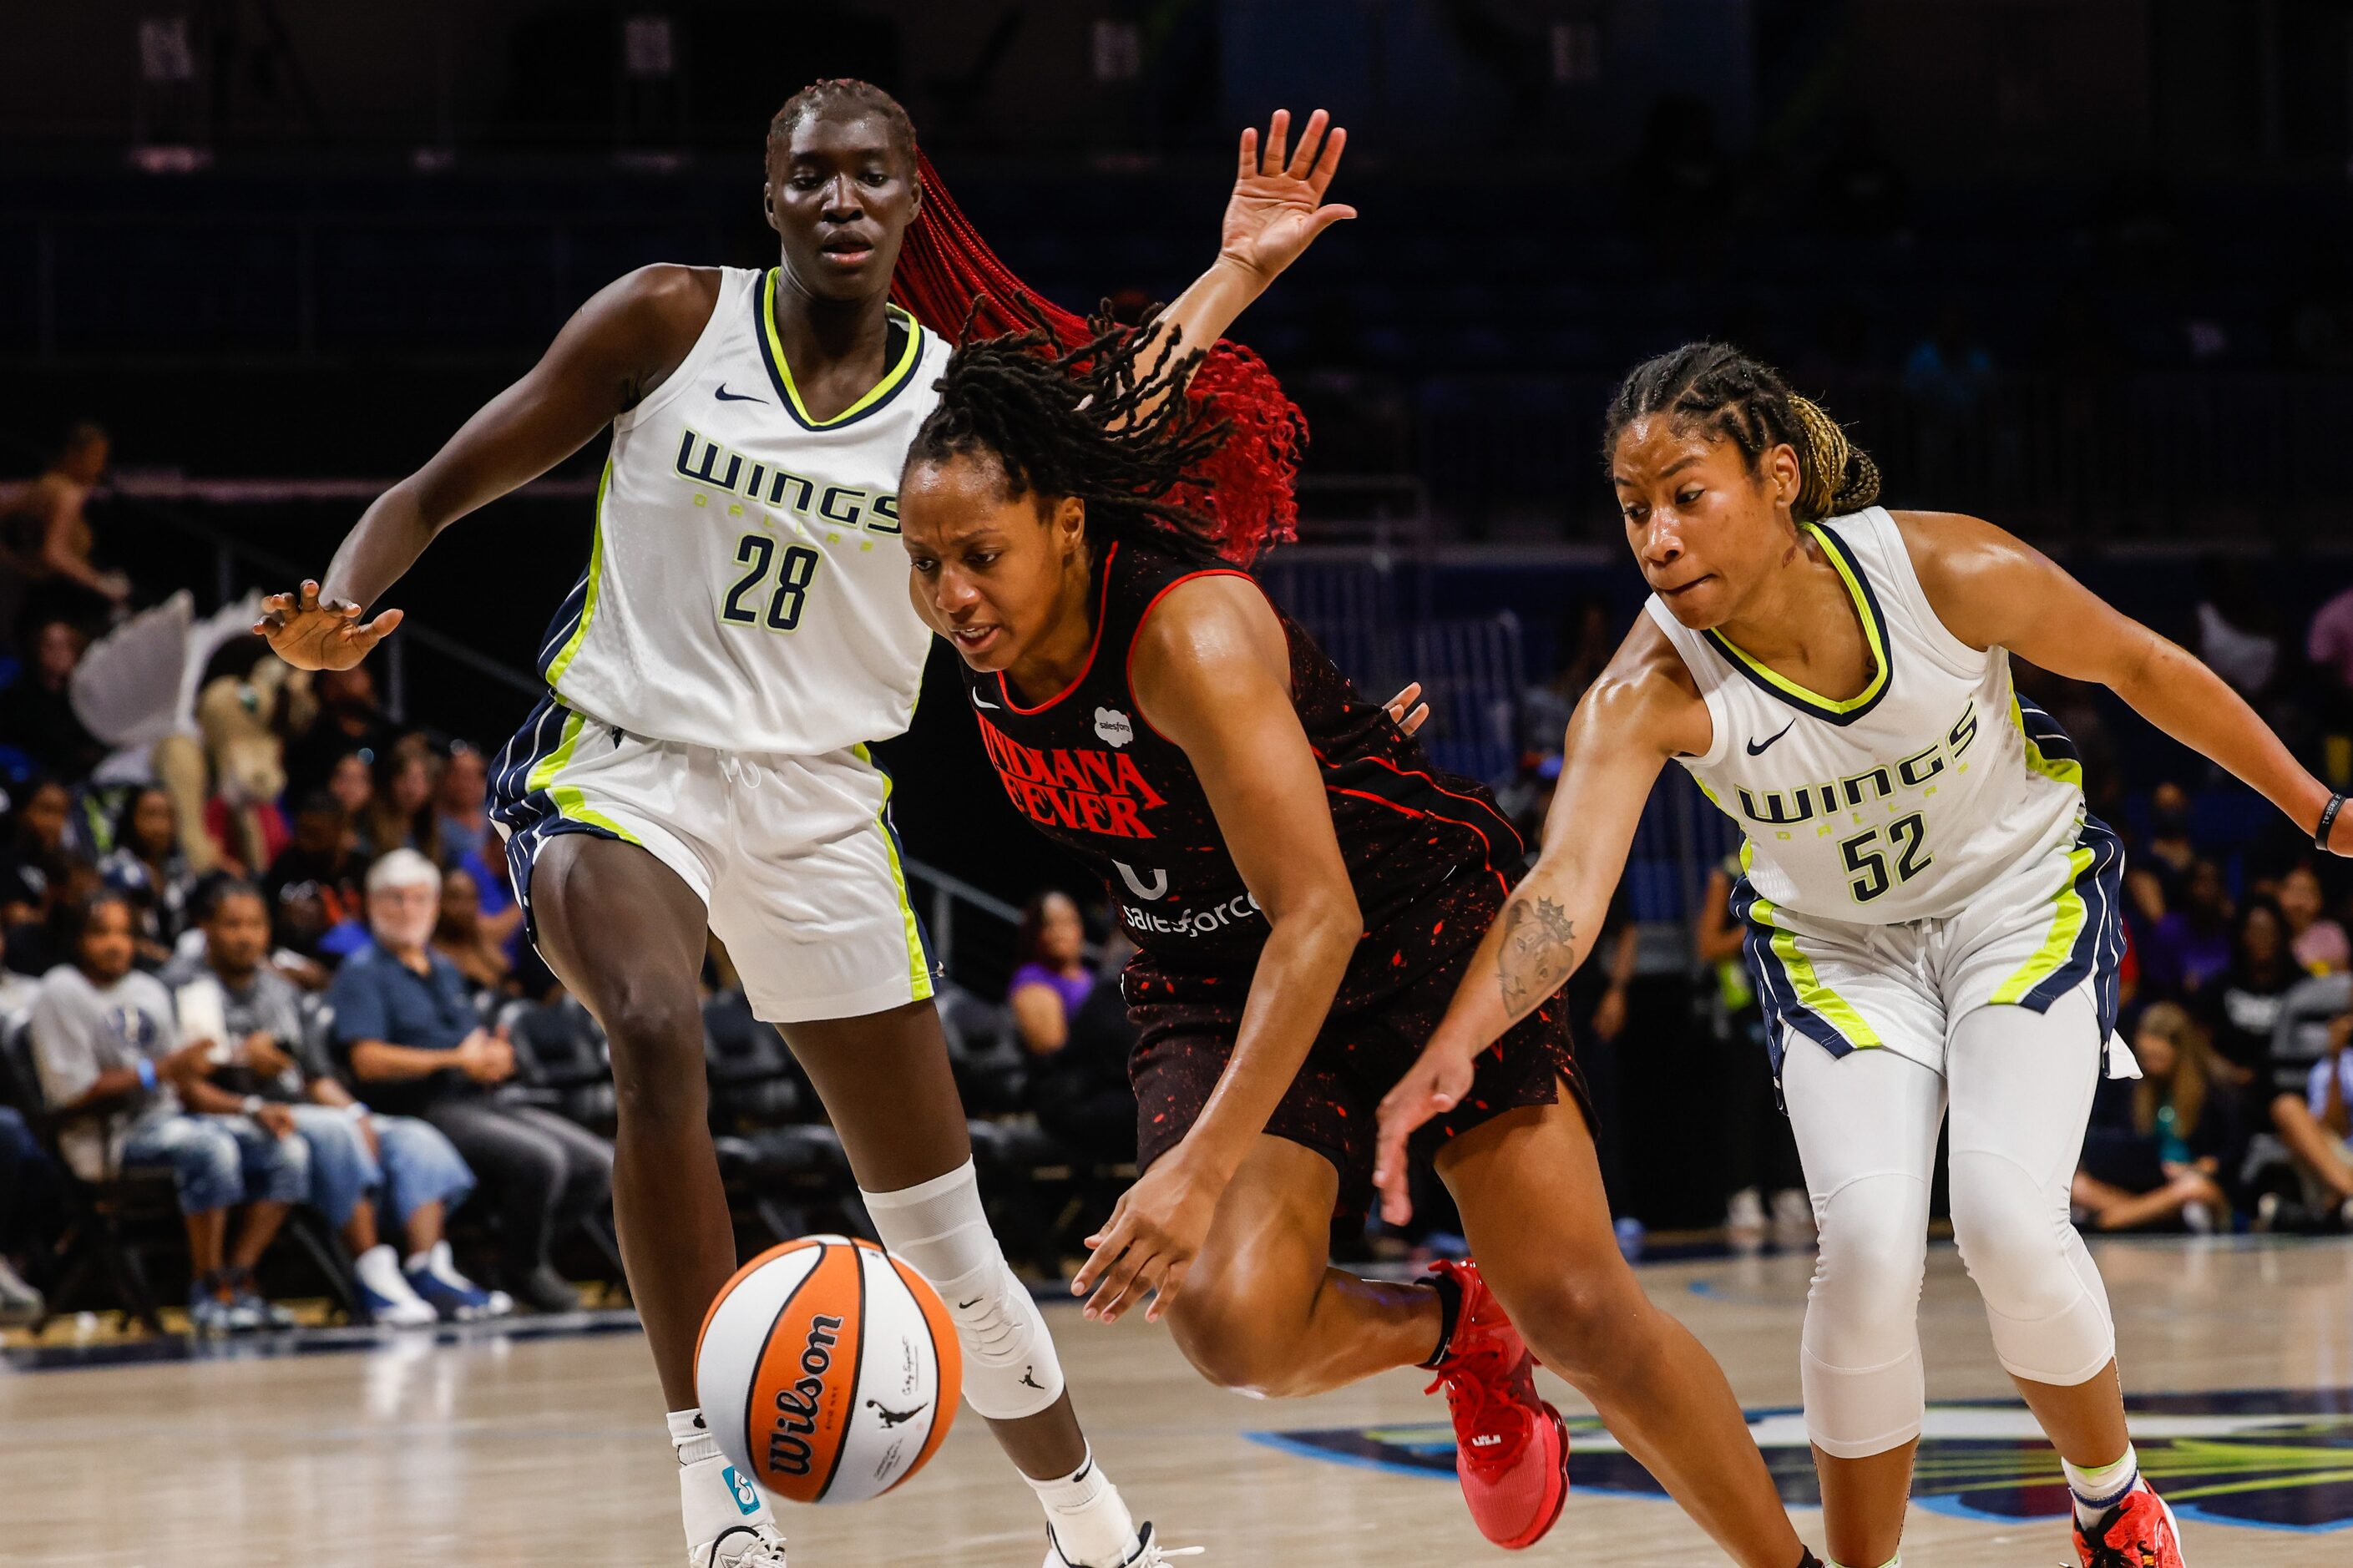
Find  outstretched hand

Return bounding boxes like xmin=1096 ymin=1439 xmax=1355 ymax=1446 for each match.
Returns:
xmin=255 ymin=579 xmax=402 ymax=671
xmin=1218 ymin=108 xmax=1355 ymax=288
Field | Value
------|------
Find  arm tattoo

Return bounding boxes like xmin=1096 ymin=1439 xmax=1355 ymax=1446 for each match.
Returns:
xmin=1495 ymin=896 xmax=1578 ymax=1016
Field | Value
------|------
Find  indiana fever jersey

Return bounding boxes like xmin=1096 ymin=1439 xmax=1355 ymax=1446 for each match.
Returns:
xmin=961 ymin=539 xmax=1527 ymax=990
xmin=534 ymin=266 xmax=952 ymax=755
xmin=1647 ymin=507 xmax=2108 ymax=928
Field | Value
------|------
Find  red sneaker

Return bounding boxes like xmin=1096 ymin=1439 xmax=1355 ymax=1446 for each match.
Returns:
xmin=1422 ymin=1259 xmax=1571 ymax=1550
xmin=2073 ymin=1485 xmax=2188 ymax=1567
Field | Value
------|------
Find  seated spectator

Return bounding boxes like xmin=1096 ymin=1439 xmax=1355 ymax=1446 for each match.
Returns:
xmin=2124 ymin=781 xmax=2199 ymax=925
xmin=1008 ymin=891 xmax=1091 ymax=1059
xmin=2276 ymin=862 xmax=2349 ymax=974
xmin=0 ymin=423 xmax=128 ymax=633
xmin=433 ymin=741 xmax=489 ymax=868
xmin=263 ymin=791 xmax=369 ymax=963
xmin=2307 ymin=579 xmax=2353 ymax=727
xmin=362 ymin=738 xmax=443 ymax=864
xmin=168 ymin=882 xmax=510 ymax=1325
xmin=28 ymin=889 xmax=301 ymax=1333
xmin=97 ymin=785 xmax=197 ymax=969
xmin=433 ymin=866 xmax=513 ymax=994
xmin=2072 ymin=1003 xmax=2237 ymax=1232
xmin=0 ymin=924 xmax=35 ymax=1016
xmin=3 ymin=776 xmax=86 ymax=977
xmin=1031 ymin=933 xmax=1141 ymax=1165
xmin=2199 ymin=895 xmax=2301 ymax=1090
xmin=281 ymin=667 xmax=397 ymax=805
xmin=0 ymin=1106 xmax=63 ymax=1322
xmin=329 ymin=850 xmax=610 ymax=1313
xmin=2270 ymin=1008 xmax=2353 ymax=1227
xmin=326 ymin=750 xmax=374 ymax=820
xmin=0 ymin=619 xmax=106 ymax=778
xmin=2141 ymin=857 xmax=2234 ymax=998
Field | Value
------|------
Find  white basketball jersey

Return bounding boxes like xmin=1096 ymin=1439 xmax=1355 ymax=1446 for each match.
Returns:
xmin=534 ymin=266 xmax=949 ymax=756
xmin=1646 ymin=508 xmax=2088 ymax=926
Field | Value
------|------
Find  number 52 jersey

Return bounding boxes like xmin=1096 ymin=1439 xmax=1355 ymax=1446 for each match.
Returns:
xmin=535 ymin=266 xmax=952 ymax=756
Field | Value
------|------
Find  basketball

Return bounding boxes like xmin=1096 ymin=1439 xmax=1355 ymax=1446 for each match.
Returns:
xmin=695 ymin=1237 xmax=962 ymax=1506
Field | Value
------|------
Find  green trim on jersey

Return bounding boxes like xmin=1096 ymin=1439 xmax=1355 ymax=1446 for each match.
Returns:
xmin=2011 ymin=695 xmax=2087 ymax=789
xmin=1743 ymin=851 xmax=1885 ymax=1050
xmin=1988 ymin=838 xmax=2096 ymax=1007
xmin=524 ymin=707 xmax=642 ymax=845
xmin=853 ymin=742 xmax=936 ymax=1003
xmin=758 ymin=270 xmax=924 ymax=431
xmin=1703 ymin=521 xmax=1892 ymax=726
xmin=544 ymin=457 xmax=614 ymax=692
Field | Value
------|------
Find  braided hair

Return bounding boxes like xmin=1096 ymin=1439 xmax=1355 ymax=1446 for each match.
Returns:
xmin=1602 ymin=342 xmax=1880 ymax=523
xmin=908 ymin=302 xmax=1243 ymax=567
xmin=768 ymin=78 xmax=917 ymax=170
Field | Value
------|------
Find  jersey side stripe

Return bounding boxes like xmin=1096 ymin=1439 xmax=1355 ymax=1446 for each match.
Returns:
xmin=1733 ymin=875 xmax=1882 ymax=1069
xmin=853 ymin=744 xmax=936 ymax=1003
xmin=542 ymin=456 xmax=614 ymax=690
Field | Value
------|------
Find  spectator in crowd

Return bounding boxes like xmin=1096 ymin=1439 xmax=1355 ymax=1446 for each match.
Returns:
xmin=2199 ymin=895 xmax=2302 ymax=1090
xmin=2195 ymin=558 xmax=2283 ymax=700
xmin=1007 ymin=891 xmax=1091 ymax=1059
xmin=2072 ymin=1003 xmax=2237 ymax=1232
xmin=2275 ymin=861 xmax=2349 ymax=974
xmin=28 ymin=889 xmax=301 ymax=1333
xmin=1696 ymin=852 xmax=1809 ymax=1248
xmin=0 ymin=619 xmax=107 ymax=780
xmin=2124 ymin=780 xmax=2199 ymax=925
xmin=263 ymin=791 xmax=368 ymax=963
xmin=168 ymin=882 xmax=509 ymax=1325
xmin=1032 ymin=933 xmax=1142 ymax=1165
xmin=2307 ymin=579 xmax=2353 ymax=735
xmin=98 ymin=785 xmax=198 ymax=969
xmin=329 ymin=850 xmax=610 ymax=1313
xmin=432 ymin=742 xmax=488 ymax=868
xmin=2141 ymin=857 xmax=2235 ymax=998
xmin=0 ymin=422 xmax=127 ymax=633
xmin=0 ymin=923 xmax=36 ymax=1014
xmin=433 ymin=866 xmax=512 ymax=994
xmin=326 ymin=750 xmax=373 ymax=820
xmin=3 ymin=776 xmax=84 ymax=976
xmin=362 ymin=738 xmax=443 ymax=864
xmin=0 ymin=1105 xmax=63 ymax=1321
xmin=2270 ymin=1006 xmax=2353 ymax=1227
xmin=281 ymin=666 xmax=396 ymax=804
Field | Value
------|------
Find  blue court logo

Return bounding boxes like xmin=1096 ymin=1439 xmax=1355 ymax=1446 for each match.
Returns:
xmin=1257 ymin=1388 xmax=2353 ymax=1534
xmin=722 ymin=1465 xmax=762 ymax=1515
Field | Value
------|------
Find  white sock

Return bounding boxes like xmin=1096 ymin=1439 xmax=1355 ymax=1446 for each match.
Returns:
xmin=1827 ymin=1558 xmax=1899 ymax=1568
xmin=669 ymin=1407 xmax=773 ymax=1549
xmin=2062 ymin=1443 xmax=2139 ymax=1527
xmin=1029 ymin=1447 xmax=1138 ymax=1566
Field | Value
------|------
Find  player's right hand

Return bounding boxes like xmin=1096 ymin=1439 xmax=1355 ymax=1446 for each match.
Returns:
xmin=1372 ymin=1036 xmax=1477 ymax=1227
xmin=254 ymin=579 xmax=403 ymax=670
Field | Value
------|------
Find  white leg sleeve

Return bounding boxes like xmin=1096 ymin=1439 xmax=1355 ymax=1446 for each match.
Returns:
xmin=1784 ymin=1038 xmax=1946 ymax=1459
xmin=863 ymin=1160 xmax=1065 ymax=1420
xmin=1946 ymin=985 xmax=2117 ymax=1388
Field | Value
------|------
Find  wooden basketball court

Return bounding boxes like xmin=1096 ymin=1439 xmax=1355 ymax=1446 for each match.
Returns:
xmin=3 ymin=1235 xmax=2347 ymax=1565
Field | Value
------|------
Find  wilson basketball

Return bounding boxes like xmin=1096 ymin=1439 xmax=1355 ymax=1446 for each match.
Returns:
xmin=695 ymin=1236 xmax=962 ymax=1505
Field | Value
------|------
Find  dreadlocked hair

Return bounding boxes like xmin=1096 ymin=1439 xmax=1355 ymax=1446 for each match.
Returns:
xmin=768 ymin=78 xmax=917 ymax=169
xmin=909 ymin=300 xmax=1237 ymax=567
xmin=1602 ymin=341 xmax=1880 ymax=524
xmin=893 ymin=150 xmax=1303 ymax=562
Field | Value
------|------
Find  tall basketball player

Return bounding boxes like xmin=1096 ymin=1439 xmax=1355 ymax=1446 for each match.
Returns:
xmin=893 ymin=302 xmax=1826 ymax=1560
xmin=256 ymin=82 xmax=1349 ymax=1568
xmin=1378 ymin=342 xmax=2353 ymax=1568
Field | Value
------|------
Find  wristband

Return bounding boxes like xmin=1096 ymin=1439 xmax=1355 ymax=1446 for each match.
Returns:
xmin=241 ymin=1095 xmax=266 ymax=1117
xmin=135 ymin=1058 xmax=157 ymax=1092
xmin=2319 ymin=792 xmax=2347 ymax=852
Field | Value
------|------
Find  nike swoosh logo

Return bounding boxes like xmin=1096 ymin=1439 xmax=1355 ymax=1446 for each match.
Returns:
xmin=714 ymin=383 xmax=765 ymax=403
xmin=1746 ymin=719 xmax=1797 ymax=756
xmin=957 ymin=1297 xmax=981 ymax=1309
xmin=970 ymin=691 xmax=999 ymax=711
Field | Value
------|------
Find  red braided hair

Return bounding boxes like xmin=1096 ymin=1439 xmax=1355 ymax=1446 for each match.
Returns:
xmin=892 ymin=151 xmax=1304 ymax=564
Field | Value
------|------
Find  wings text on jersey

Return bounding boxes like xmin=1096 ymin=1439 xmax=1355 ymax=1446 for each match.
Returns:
xmin=674 ymin=427 xmax=902 ymax=534
xmin=1733 ymin=701 xmax=1980 ymax=833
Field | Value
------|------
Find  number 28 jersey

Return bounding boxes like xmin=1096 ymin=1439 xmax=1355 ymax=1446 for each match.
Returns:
xmin=1647 ymin=507 xmax=2100 ymax=927
xmin=534 ymin=266 xmax=951 ymax=756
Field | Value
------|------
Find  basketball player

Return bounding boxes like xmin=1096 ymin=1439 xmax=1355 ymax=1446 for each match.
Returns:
xmin=1376 ymin=342 xmax=2353 ymax=1568
xmin=893 ymin=255 xmax=1826 ymax=1566
xmin=256 ymin=81 xmax=1349 ymax=1568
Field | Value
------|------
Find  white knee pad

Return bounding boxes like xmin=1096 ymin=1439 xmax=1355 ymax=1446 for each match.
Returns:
xmin=1801 ymin=1171 xmax=1930 ymax=1459
xmin=1947 ymin=1147 xmax=2115 ymax=1387
xmin=862 ymin=1161 xmax=1065 ymax=1420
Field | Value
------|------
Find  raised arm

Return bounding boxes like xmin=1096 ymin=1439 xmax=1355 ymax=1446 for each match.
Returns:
xmin=1065 ymin=576 xmax=1362 ymax=1324
xmin=1896 ymin=510 xmax=2348 ymax=852
xmin=1373 ymin=616 xmax=1713 ymax=1222
xmin=254 ymin=264 xmax=721 ymax=670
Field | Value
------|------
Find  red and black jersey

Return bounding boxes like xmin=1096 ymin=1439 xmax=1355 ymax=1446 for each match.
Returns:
xmin=960 ymin=537 xmax=1526 ymax=1011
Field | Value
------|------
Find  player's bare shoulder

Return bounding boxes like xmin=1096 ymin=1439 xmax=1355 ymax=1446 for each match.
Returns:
xmin=1887 ymin=508 xmax=2056 ymax=652
xmin=1574 ymin=610 xmax=1713 ymax=761
xmin=564 ymin=264 xmax=728 ymax=411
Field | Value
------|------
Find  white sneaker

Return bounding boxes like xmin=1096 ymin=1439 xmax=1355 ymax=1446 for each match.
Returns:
xmin=1044 ymin=1522 xmax=1202 ymax=1568
xmin=354 ymin=1244 xmax=438 ymax=1328
xmin=1771 ymin=1188 xmax=1817 ymax=1251
xmin=1724 ymin=1187 xmax=1766 ymax=1241
xmin=697 ymin=1522 xmax=787 ymax=1567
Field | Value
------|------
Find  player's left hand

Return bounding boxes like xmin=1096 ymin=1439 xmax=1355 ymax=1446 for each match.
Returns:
xmin=1381 ymin=681 xmax=1430 ymax=737
xmin=1071 ymin=1146 xmax=1227 ymax=1325
xmin=1217 ymin=109 xmax=1355 ymax=288
xmin=1372 ymin=1036 xmax=1477 ymax=1227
